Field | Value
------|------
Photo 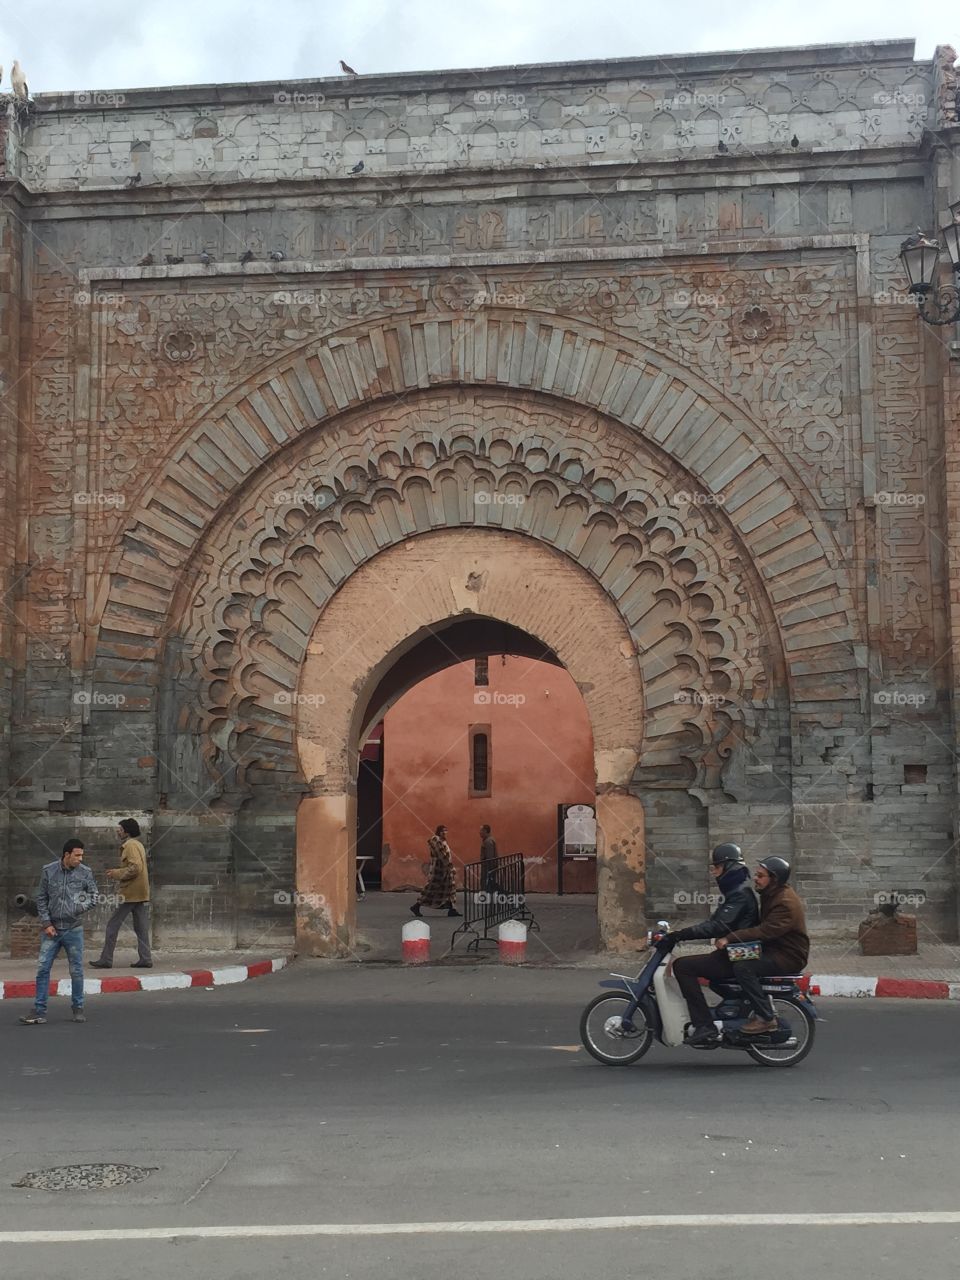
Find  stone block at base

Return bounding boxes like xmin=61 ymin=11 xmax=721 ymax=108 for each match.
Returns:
xmin=858 ymin=914 xmax=918 ymax=956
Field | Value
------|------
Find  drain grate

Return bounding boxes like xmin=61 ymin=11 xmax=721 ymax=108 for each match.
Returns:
xmin=14 ymin=1162 xmax=158 ymax=1191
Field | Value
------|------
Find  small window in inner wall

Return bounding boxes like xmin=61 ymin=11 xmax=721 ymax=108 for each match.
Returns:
xmin=470 ymin=725 xmax=491 ymax=796
xmin=474 ymin=657 xmax=489 ymax=686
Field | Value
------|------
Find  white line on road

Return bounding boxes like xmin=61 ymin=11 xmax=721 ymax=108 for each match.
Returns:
xmin=3 ymin=1211 xmax=960 ymax=1244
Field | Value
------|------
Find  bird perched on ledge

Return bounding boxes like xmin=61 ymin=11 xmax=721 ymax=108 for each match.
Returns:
xmin=11 ymin=60 xmax=28 ymax=100
xmin=339 ymin=60 xmax=358 ymax=75
xmin=164 ymin=254 xmax=184 ymax=265
xmin=269 ymin=249 xmax=285 ymax=261
xmin=137 ymin=252 xmax=154 ymax=267
xmin=125 ymin=172 xmax=142 ymax=187
xmin=239 ymin=249 xmax=255 ymax=264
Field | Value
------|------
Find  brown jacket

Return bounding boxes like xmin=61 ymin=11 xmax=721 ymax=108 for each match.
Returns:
xmin=109 ymin=838 xmax=150 ymax=903
xmin=727 ymin=881 xmax=809 ymax=972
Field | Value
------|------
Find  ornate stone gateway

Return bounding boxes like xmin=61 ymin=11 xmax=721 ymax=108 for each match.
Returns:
xmin=1 ymin=39 xmax=958 ymax=953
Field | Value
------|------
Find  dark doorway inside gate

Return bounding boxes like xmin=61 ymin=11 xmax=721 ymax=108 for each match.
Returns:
xmin=356 ymin=724 xmax=384 ymax=889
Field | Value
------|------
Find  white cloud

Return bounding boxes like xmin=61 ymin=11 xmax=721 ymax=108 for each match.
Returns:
xmin=0 ymin=0 xmax=954 ymax=93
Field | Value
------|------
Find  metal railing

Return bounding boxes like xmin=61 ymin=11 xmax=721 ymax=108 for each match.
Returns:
xmin=450 ymin=853 xmax=540 ymax=951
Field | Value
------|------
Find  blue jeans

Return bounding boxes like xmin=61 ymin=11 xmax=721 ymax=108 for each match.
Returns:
xmin=35 ymin=926 xmax=85 ymax=1014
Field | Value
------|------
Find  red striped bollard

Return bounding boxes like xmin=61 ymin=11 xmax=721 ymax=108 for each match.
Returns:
xmin=401 ymin=919 xmax=430 ymax=964
xmin=498 ymin=920 xmax=527 ymax=964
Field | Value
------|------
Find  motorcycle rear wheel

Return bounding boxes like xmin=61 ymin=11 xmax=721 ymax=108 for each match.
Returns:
xmin=747 ymin=996 xmax=816 ymax=1067
xmin=580 ymin=992 xmax=653 ymax=1065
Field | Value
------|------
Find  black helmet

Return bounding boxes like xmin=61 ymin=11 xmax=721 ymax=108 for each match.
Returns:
xmin=711 ymin=842 xmax=744 ymax=867
xmin=758 ymin=856 xmax=791 ymax=884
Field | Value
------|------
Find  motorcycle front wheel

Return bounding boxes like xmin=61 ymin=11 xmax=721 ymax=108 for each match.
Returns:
xmin=747 ymin=996 xmax=816 ymax=1067
xmin=579 ymin=992 xmax=654 ymax=1065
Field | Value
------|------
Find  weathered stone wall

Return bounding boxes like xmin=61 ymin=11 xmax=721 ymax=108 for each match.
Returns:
xmin=1 ymin=39 xmax=958 ymax=951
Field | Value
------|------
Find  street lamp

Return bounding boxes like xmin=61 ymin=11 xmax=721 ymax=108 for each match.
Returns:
xmin=899 ymin=211 xmax=960 ymax=326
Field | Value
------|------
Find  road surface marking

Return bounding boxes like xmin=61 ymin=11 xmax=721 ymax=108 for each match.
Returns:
xmin=3 ymin=1211 xmax=960 ymax=1244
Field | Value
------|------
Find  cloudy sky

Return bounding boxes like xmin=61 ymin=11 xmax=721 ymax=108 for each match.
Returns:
xmin=0 ymin=0 xmax=956 ymax=94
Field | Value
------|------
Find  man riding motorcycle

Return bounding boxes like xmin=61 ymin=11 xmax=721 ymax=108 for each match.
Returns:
xmin=663 ymin=843 xmax=759 ymax=1047
xmin=669 ymin=855 xmax=809 ymax=1044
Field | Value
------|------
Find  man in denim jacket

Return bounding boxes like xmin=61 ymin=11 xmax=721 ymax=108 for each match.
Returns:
xmin=19 ymin=839 xmax=100 ymax=1026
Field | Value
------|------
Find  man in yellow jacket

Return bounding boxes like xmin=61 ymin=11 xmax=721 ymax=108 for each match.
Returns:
xmin=89 ymin=819 xmax=152 ymax=969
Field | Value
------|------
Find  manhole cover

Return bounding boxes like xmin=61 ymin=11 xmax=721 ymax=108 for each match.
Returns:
xmin=14 ymin=1162 xmax=158 ymax=1190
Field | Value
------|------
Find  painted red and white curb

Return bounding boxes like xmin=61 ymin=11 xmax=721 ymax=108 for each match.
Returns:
xmin=0 ymin=955 xmax=291 ymax=1000
xmin=806 ymin=973 xmax=960 ymax=1000
xmin=694 ymin=970 xmax=960 ymax=1000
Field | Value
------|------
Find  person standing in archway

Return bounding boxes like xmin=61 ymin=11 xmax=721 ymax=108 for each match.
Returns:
xmin=411 ymin=825 xmax=462 ymax=918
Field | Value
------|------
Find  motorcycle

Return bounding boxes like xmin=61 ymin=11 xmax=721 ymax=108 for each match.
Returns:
xmin=580 ymin=921 xmax=819 ymax=1068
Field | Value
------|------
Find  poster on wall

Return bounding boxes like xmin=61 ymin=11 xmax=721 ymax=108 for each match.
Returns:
xmin=557 ymin=802 xmax=598 ymax=895
xmin=562 ymin=803 xmax=597 ymax=854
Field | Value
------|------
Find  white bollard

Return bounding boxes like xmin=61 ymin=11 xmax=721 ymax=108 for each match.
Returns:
xmin=498 ymin=919 xmax=527 ymax=964
xmin=401 ymin=919 xmax=431 ymax=964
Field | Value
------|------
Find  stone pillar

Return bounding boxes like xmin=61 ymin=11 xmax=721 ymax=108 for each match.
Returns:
xmin=295 ymin=792 xmax=354 ymax=957
xmin=595 ymin=789 xmax=645 ymax=952
xmin=0 ymin=108 xmax=22 ymax=945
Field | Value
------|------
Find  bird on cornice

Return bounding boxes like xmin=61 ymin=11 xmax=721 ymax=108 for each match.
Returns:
xmin=339 ymin=60 xmax=358 ymax=75
xmin=790 ymin=134 xmax=800 ymax=149
xmin=239 ymin=249 xmax=255 ymax=264
xmin=11 ymin=60 xmax=28 ymax=99
xmin=138 ymin=252 xmax=154 ymax=267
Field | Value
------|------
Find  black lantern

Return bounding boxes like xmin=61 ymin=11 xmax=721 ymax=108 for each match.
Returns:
xmin=900 ymin=223 xmax=960 ymax=327
xmin=899 ymin=232 xmax=941 ymax=294
xmin=941 ymin=213 xmax=960 ymax=274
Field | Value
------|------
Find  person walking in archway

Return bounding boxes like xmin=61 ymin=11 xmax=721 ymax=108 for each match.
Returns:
xmin=411 ymin=825 xmax=462 ymax=918
xmin=89 ymin=819 xmax=152 ymax=969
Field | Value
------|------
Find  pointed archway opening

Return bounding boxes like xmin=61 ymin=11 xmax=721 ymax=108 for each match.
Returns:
xmin=348 ymin=618 xmax=599 ymax=958
xmin=292 ymin=528 xmax=647 ymax=957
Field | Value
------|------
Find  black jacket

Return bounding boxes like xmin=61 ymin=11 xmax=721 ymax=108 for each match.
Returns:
xmin=673 ymin=865 xmax=759 ymax=941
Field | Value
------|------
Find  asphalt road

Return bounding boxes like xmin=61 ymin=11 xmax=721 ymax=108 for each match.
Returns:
xmin=0 ymin=962 xmax=957 ymax=1280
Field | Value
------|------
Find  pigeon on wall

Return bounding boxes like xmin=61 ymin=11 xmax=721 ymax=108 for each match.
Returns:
xmin=339 ymin=60 xmax=358 ymax=75
xmin=239 ymin=249 xmax=255 ymax=264
xmin=11 ymin=60 xmax=28 ymax=99
xmin=269 ymin=250 xmax=285 ymax=261
xmin=125 ymin=172 xmax=142 ymax=187
xmin=138 ymin=253 xmax=154 ymax=267
xmin=350 ymin=160 xmax=364 ymax=173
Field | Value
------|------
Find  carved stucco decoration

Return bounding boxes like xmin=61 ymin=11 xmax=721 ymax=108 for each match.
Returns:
xmin=88 ymin=260 xmax=856 ymax=578
xmin=160 ymin=393 xmax=776 ymax=804
xmin=93 ymin=308 xmax=863 ymax=809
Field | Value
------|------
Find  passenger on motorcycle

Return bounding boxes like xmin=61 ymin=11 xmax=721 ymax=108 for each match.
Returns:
xmin=669 ymin=855 xmax=810 ymax=1045
xmin=661 ymin=843 xmax=759 ymax=1047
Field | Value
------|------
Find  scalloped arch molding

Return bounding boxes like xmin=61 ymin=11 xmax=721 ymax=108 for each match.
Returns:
xmin=93 ymin=312 xmax=865 ymax=955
